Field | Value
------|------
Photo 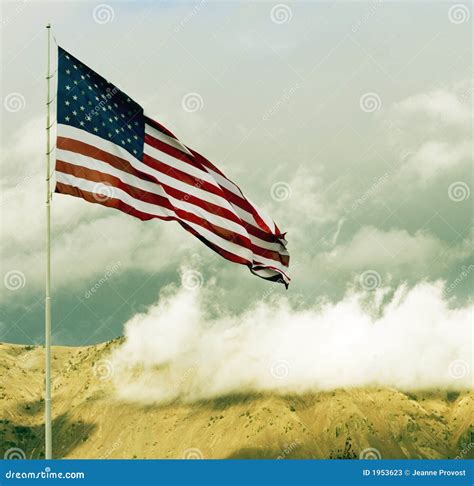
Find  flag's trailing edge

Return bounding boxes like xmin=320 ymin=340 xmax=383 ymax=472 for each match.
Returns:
xmin=55 ymin=47 xmax=290 ymax=286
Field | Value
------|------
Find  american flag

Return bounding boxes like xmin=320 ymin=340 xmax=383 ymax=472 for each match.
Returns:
xmin=55 ymin=47 xmax=290 ymax=286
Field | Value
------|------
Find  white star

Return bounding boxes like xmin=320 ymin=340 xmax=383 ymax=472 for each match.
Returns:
xmin=65 ymin=116 xmax=70 ymax=122
xmin=72 ymin=110 xmax=77 ymax=115
xmin=81 ymin=75 xmax=85 ymax=80
xmin=93 ymin=127 xmax=99 ymax=132
xmin=73 ymin=64 xmax=78 ymax=69
xmin=65 ymin=85 xmax=71 ymax=90
xmin=79 ymin=121 xmax=84 ymax=126
xmin=72 ymin=95 xmax=78 ymax=100
xmin=64 ymin=100 xmax=70 ymax=106
xmin=66 ymin=69 xmax=71 ymax=74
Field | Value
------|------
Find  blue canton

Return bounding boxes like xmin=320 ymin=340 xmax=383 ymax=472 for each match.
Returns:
xmin=57 ymin=46 xmax=144 ymax=160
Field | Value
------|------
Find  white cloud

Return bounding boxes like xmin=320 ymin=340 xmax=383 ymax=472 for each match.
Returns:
xmin=110 ymin=278 xmax=472 ymax=404
xmin=390 ymin=81 xmax=472 ymax=183
xmin=393 ymin=84 xmax=472 ymax=125
xmin=316 ymin=226 xmax=469 ymax=278
xmin=406 ymin=140 xmax=471 ymax=182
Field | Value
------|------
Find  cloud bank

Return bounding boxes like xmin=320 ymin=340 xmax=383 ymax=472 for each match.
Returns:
xmin=110 ymin=276 xmax=472 ymax=404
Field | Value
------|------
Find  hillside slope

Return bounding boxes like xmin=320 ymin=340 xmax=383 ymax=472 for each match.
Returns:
xmin=1 ymin=342 xmax=472 ymax=459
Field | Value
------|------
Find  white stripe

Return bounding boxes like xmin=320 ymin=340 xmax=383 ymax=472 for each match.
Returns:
xmin=204 ymin=167 xmax=276 ymax=232
xmin=253 ymin=257 xmax=290 ymax=277
xmin=144 ymin=142 xmax=221 ymax=189
xmin=57 ymin=123 xmax=289 ymax=271
xmin=184 ymin=220 xmax=253 ymax=263
xmin=145 ymin=123 xmax=193 ymax=156
xmin=55 ymin=172 xmax=174 ymax=219
xmin=145 ymin=125 xmax=278 ymax=235
xmin=57 ymin=146 xmax=286 ymax=257
xmin=139 ymin=153 xmax=237 ymax=214
xmin=57 ymin=124 xmax=140 ymax=166
xmin=251 ymin=267 xmax=290 ymax=283
xmin=56 ymin=149 xmax=253 ymax=240
xmin=57 ymin=171 xmax=254 ymax=263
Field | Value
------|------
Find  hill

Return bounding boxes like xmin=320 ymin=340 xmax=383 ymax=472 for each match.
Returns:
xmin=0 ymin=341 xmax=472 ymax=459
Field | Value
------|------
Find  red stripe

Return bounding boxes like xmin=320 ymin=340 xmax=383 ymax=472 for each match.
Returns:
xmin=55 ymin=182 xmax=253 ymax=267
xmin=190 ymin=149 xmax=275 ymax=234
xmin=179 ymin=222 xmax=251 ymax=266
xmin=145 ymin=129 xmax=277 ymax=236
xmin=55 ymin=181 xmax=161 ymax=222
xmin=144 ymin=115 xmax=179 ymax=140
xmin=57 ymin=160 xmax=287 ymax=265
xmin=58 ymin=136 xmax=156 ymax=184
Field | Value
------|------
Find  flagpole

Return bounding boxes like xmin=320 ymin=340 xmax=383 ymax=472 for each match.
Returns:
xmin=45 ymin=22 xmax=52 ymax=460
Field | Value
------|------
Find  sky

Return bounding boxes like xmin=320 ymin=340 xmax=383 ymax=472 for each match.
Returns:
xmin=0 ymin=0 xmax=472 ymax=349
